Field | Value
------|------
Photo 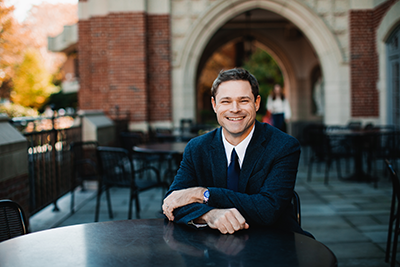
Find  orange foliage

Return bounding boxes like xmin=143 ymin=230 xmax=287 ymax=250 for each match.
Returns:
xmin=0 ymin=0 xmax=28 ymax=95
xmin=21 ymin=2 xmax=78 ymax=73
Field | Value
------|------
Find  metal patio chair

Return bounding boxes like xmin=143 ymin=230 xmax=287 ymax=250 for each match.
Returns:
xmin=70 ymin=141 xmax=99 ymax=213
xmin=385 ymin=159 xmax=400 ymax=267
xmin=95 ymin=146 xmax=169 ymax=222
xmin=0 ymin=200 xmax=28 ymax=242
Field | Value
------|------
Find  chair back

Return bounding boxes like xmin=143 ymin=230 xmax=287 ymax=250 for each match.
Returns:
xmin=180 ymin=119 xmax=193 ymax=135
xmin=0 ymin=200 xmax=28 ymax=242
xmin=386 ymin=160 xmax=400 ymax=202
xmin=70 ymin=141 xmax=99 ymax=181
xmin=96 ymin=146 xmax=136 ymax=188
xmin=347 ymin=121 xmax=362 ymax=130
xmin=308 ymin=125 xmax=328 ymax=160
xmin=325 ymin=130 xmax=354 ymax=158
xmin=301 ymin=123 xmax=324 ymax=146
xmin=120 ymin=132 xmax=144 ymax=152
xmin=385 ymin=159 xmax=400 ymax=266
xmin=292 ymin=191 xmax=301 ymax=226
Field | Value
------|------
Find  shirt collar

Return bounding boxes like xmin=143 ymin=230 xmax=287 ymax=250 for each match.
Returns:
xmin=221 ymin=124 xmax=255 ymax=168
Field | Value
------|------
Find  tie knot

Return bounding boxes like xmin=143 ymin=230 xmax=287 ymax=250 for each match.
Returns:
xmin=231 ymin=148 xmax=237 ymax=163
xmin=230 ymin=148 xmax=240 ymax=169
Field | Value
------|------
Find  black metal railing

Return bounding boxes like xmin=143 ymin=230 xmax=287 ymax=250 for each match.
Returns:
xmin=11 ymin=115 xmax=82 ymax=215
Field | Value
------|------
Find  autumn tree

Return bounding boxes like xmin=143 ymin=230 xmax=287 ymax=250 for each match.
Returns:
xmin=242 ymin=48 xmax=283 ymax=115
xmin=11 ymin=48 xmax=57 ymax=109
xmin=0 ymin=0 xmax=26 ymax=99
xmin=22 ymin=2 xmax=78 ymax=74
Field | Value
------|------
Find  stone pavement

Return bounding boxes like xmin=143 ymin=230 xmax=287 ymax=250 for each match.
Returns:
xmin=29 ymin=153 xmax=399 ymax=267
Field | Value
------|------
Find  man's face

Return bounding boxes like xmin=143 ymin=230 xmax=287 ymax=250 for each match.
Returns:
xmin=212 ymin=80 xmax=260 ymax=145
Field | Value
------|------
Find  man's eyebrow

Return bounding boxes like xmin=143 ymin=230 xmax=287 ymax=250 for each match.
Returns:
xmin=219 ymin=96 xmax=252 ymax=100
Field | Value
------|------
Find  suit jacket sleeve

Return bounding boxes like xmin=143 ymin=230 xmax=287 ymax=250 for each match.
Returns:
xmin=166 ymin=140 xmax=215 ymax=225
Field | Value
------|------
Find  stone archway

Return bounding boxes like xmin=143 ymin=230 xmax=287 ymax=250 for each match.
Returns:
xmin=377 ymin=1 xmax=400 ymax=124
xmin=173 ymin=0 xmax=348 ymax=127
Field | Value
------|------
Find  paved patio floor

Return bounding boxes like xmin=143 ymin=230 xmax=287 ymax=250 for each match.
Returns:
xmin=29 ymin=151 xmax=400 ymax=267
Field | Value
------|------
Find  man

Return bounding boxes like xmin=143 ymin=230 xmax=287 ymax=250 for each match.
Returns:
xmin=163 ymin=68 xmax=307 ymax=236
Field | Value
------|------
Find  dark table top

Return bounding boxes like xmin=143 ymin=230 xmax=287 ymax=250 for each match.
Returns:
xmin=325 ymin=128 xmax=394 ymax=136
xmin=0 ymin=219 xmax=337 ymax=267
xmin=133 ymin=142 xmax=188 ymax=154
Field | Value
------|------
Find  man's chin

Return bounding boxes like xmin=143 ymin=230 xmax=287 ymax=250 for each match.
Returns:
xmin=224 ymin=128 xmax=246 ymax=137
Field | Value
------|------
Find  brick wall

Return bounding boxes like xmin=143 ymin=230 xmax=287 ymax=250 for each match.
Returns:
xmin=147 ymin=15 xmax=171 ymax=122
xmin=78 ymin=12 xmax=171 ymax=125
xmin=78 ymin=19 xmax=92 ymax=110
xmin=349 ymin=0 xmax=396 ymax=117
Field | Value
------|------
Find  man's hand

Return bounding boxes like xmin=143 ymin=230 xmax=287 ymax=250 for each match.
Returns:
xmin=200 ymin=208 xmax=249 ymax=234
xmin=163 ymin=187 xmax=207 ymax=221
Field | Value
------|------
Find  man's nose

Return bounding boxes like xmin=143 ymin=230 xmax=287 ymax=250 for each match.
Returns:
xmin=230 ymin=101 xmax=241 ymax=112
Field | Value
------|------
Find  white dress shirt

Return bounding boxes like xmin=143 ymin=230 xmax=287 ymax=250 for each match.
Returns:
xmin=222 ymin=124 xmax=255 ymax=168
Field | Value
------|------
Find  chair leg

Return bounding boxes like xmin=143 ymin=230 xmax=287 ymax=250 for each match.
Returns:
xmin=345 ymin=157 xmax=350 ymax=173
xmin=135 ymin=193 xmax=141 ymax=219
xmin=324 ymin=160 xmax=331 ymax=185
xmin=94 ymin=187 xmax=102 ymax=222
xmin=386 ymin=196 xmax=396 ymax=262
xmin=105 ymin=187 xmax=113 ymax=219
xmin=386 ymin=220 xmax=394 ymax=263
xmin=336 ymin=158 xmax=342 ymax=180
xmin=70 ymin=175 xmax=77 ymax=213
xmin=391 ymin=217 xmax=400 ymax=267
xmin=70 ymin=190 xmax=75 ymax=214
xmin=128 ymin=188 xmax=139 ymax=220
xmin=80 ymin=180 xmax=86 ymax=192
xmin=307 ymin=158 xmax=314 ymax=182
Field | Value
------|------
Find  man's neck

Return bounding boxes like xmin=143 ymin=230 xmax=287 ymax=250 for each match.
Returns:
xmin=222 ymin=124 xmax=255 ymax=146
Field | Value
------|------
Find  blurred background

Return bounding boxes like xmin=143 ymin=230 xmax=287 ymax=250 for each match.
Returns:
xmin=0 ymin=0 xmax=399 ymax=226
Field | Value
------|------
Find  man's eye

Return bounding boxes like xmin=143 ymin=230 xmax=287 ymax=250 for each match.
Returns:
xmin=221 ymin=101 xmax=229 ymax=104
xmin=241 ymin=100 xmax=249 ymax=103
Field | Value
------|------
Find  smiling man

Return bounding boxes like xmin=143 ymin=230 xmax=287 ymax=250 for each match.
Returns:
xmin=163 ymin=68 xmax=308 ymax=236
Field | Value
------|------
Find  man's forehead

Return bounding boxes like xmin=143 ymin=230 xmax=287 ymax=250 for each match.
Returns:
xmin=215 ymin=81 xmax=252 ymax=97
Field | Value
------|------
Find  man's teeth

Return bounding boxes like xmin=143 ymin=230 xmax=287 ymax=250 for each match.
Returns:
xmin=228 ymin=117 xmax=243 ymax=121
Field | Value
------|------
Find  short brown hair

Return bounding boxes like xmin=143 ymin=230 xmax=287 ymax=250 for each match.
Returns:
xmin=211 ymin=68 xmax=259 ymax=100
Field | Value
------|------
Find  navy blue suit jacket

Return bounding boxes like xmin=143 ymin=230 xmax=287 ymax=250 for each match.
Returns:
xmin=166 ymin=120 xmax=305 ymax=235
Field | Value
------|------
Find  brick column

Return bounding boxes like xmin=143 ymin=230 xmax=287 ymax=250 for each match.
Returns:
xmin=349 ymin=0 xmax=396 ymax=117
xmin=349 ymin=10 xmax=378 ymax=117
xmin=147 ymin=14 xmax=172 ymax=122
xmin=78 ymin=13 xmax=149 ymax=123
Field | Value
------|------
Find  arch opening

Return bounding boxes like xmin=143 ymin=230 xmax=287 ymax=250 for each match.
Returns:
xmin=193 ymin=7 xmax=323 ymax=136
xmin=174 ymin=0 xmax=347 ymax=135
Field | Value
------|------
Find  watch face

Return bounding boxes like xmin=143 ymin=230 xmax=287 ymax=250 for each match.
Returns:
xmin=204 ymin=190 xmax=210 ymax=198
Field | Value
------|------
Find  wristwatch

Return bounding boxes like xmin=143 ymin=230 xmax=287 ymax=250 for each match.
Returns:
xmin=203 ymin=189 xmax=210 ymax=204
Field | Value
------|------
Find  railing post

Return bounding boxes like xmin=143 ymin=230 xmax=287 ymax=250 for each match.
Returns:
xmin=51 ymin=115 xmax=60 ymax=212
xmin=28 ymin=136 xmax=36 ymax=213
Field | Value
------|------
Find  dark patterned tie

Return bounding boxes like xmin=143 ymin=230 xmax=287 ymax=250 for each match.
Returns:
xmin=227 ymin=148 xmax=240 ymax=192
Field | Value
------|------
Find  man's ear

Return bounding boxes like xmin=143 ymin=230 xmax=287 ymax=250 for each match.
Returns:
xmin=255 ymin=95 xmax=261 ymax=112
xmin=211 ymin=97 xmax=217 ymax=113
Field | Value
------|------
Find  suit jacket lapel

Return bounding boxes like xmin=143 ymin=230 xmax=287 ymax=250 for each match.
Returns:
xmin=209 ymin=127 xmax=228 ymax=188
xmin=239 ymin=121 xmax=269 ymax=192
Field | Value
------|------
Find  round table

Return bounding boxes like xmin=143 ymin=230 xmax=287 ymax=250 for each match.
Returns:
xmin=133 ymin=142 xmax=187 ymax=155
xmin=0 ymin=219 xmax=337 ymax=267
xmin=325 ymin=128 xmax=394 ymax=183
xmin=133 ymin=142 xmax=188 ymax=183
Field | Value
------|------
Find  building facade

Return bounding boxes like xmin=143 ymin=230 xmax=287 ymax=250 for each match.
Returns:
xmin=50 ymin=0 xmax=400 ymax=136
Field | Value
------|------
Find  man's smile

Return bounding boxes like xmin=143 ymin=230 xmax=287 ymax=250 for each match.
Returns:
xmin=227 ymin=116 xmax=244 ymax=121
